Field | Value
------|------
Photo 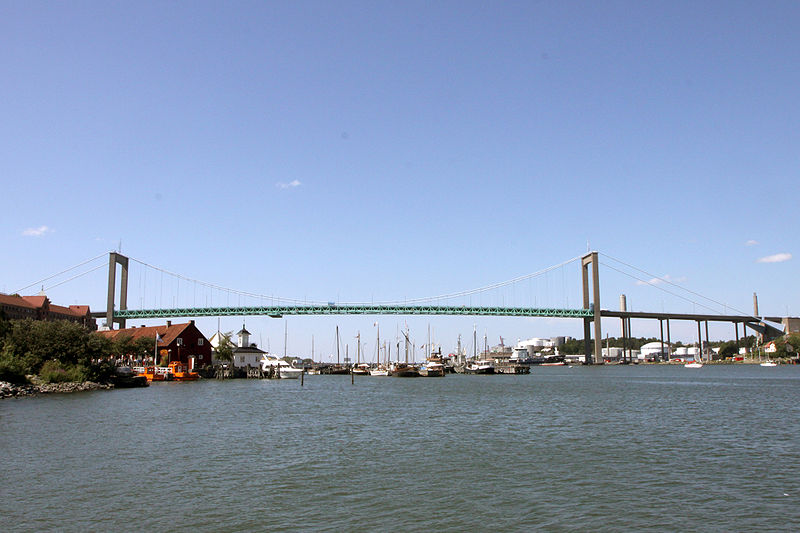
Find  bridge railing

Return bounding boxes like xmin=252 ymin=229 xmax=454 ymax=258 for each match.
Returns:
xmin=107 ymin=304 xmax=594 ymax=319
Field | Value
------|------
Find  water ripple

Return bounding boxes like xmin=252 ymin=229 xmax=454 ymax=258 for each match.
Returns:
xmin=3 ymin=366 xmax=800 ymax=531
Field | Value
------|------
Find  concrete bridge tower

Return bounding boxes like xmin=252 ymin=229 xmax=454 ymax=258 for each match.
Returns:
xmin=582 ymin=251 xmax=603 ymax=364
xmin=106 ymin=252 xmax=129 ymax=330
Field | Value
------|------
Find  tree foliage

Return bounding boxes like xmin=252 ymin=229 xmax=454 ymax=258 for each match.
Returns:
xmin=213 ymin=332 xmax=234 ymax=362
xmin=0 ymin=319 xmax=119 ymax=383
xmin=772 ymin=333 xmax=800 ymax=359
xmin=718 ymin=341 xmax=739 ymax=358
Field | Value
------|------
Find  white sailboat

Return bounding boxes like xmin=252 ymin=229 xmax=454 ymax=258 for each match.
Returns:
xmin=464 ymin=326 xmax=495 ymax=374
xmin=370 ymin=324 xmax=389 ymax=376
xmin=351 ymin=332 xmax=370 ymax=375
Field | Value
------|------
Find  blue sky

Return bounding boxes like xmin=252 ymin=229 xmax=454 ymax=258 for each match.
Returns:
xmin=2 ymin=1 xmax=797 ymax=356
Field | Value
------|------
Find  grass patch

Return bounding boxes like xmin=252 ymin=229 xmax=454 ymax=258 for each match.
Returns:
xmin=39 ymin=360 xmax=88 ymax=384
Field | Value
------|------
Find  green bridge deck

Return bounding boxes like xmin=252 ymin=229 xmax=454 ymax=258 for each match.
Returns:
xmin=110 ymin=305 xmax=593 ymax=319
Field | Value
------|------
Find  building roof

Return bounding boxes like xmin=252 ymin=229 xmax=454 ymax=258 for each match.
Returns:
xmin=49 ymin=303 xmax=83 ymax=317
xmin=98 ymin=322 xmax=200 ymax=346
xmin=21 ymin=295 xmax=48 ymax=308
xmin=69 ymin=305 xmax=91 ymax=316
xmin=0 ymin=293 xmax=37 ymax=308
xmin=0 ymin=294 xmax=89 ymax=317
xmin=233 ymin=344 xmax=266 ymax=354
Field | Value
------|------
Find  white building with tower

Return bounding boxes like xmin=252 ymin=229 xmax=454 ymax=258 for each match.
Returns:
xmin=230 ymin=325 xmax=266 ymax=368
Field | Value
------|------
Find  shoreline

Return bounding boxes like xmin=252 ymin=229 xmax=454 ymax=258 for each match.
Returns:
xmin=0 ymin=380 xmax=113 ymax=399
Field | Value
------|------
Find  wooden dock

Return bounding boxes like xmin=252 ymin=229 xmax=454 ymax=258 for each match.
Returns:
xmin=495 ymin=364 xmax=530 ymax=374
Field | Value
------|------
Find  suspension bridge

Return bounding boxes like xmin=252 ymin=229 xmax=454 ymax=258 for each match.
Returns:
xmin=14 ymin=251 xmax=787 ymax=364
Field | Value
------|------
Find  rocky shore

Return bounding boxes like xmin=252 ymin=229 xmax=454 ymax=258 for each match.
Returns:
xmin=1 ymin=380 xmax=113 ymax=399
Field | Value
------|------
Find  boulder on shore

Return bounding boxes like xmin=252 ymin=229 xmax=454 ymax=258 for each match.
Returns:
xmin=0 ymin=380 xmax=113 ymax=399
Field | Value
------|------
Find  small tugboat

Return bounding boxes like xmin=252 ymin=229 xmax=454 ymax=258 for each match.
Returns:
xmin=168 ymin=361 xmax=200 ymax=381
xmin=135 ymin=365 xmax=171 ymax=382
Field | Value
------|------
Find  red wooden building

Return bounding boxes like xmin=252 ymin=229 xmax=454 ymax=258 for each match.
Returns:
xmin=98 ymin=320 xmax=212 ymax=369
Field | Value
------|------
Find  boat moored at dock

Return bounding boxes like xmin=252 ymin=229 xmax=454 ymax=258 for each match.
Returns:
xmin=419 ymin=361 xmax=445 ymax=377
xmin=168 ymin=361 xmax=200 ymax=381
xmin=464 ymin=359 xmax=495 ymax=374
xmin=390 ymin=362 xmax=420 ymax=377
xmin=260 ymin=354 xmax=304 ymax=379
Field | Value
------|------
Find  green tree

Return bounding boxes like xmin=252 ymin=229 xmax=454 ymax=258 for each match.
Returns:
xmin=774 ymin=333 xmax=800 ymax=359
xmin=0 ymin=319 xmax=117 ymax=383
xmin=718 ymin=341 xmax=738 ymax=358
xmin=213 ymin=332 xmax=234 ymax=362
xmin=110 ymin=334 xmax=155 ymax=361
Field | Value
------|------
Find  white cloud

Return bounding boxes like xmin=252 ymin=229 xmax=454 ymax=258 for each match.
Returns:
xmin=276 ymin=179 xmax=301 ymax=189
xmin=757 ymin=253 xmax=792 ymax=263
xmin=636 ymin=274 xmax=686 ymax=286
xmin=745 ymin=239 xmax=759 ymax=246
xmin=22 ymin=225 xmax=52 ymax=237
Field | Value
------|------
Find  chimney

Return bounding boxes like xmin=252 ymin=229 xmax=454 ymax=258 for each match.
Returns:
xmin=166 ymin=320 xmax=172 ymax=327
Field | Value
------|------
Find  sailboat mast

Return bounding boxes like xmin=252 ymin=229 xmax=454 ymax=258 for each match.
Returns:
xmin=473 ymin=325 xmax=477 ymax=360
xmin=404 ymin=327 xmax=409 ymax=363
xmin=284 ymin=320 xmax=288 ymax=359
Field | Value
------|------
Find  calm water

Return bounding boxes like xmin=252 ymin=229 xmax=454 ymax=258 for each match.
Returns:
xmin=3 ymin=365 xmax=800 ymax=532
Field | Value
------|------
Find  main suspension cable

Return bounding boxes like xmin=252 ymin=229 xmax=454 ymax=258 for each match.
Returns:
xmin=14 ymin=252 xmax=108 ymax=294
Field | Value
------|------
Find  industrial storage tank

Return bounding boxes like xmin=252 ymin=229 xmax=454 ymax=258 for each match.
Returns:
xmin=550 ymin=336 xmax=566 ymax=347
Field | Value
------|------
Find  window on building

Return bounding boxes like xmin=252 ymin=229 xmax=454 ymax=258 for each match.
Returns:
xmin=198 ymin=338 xmax=204 ymax=346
